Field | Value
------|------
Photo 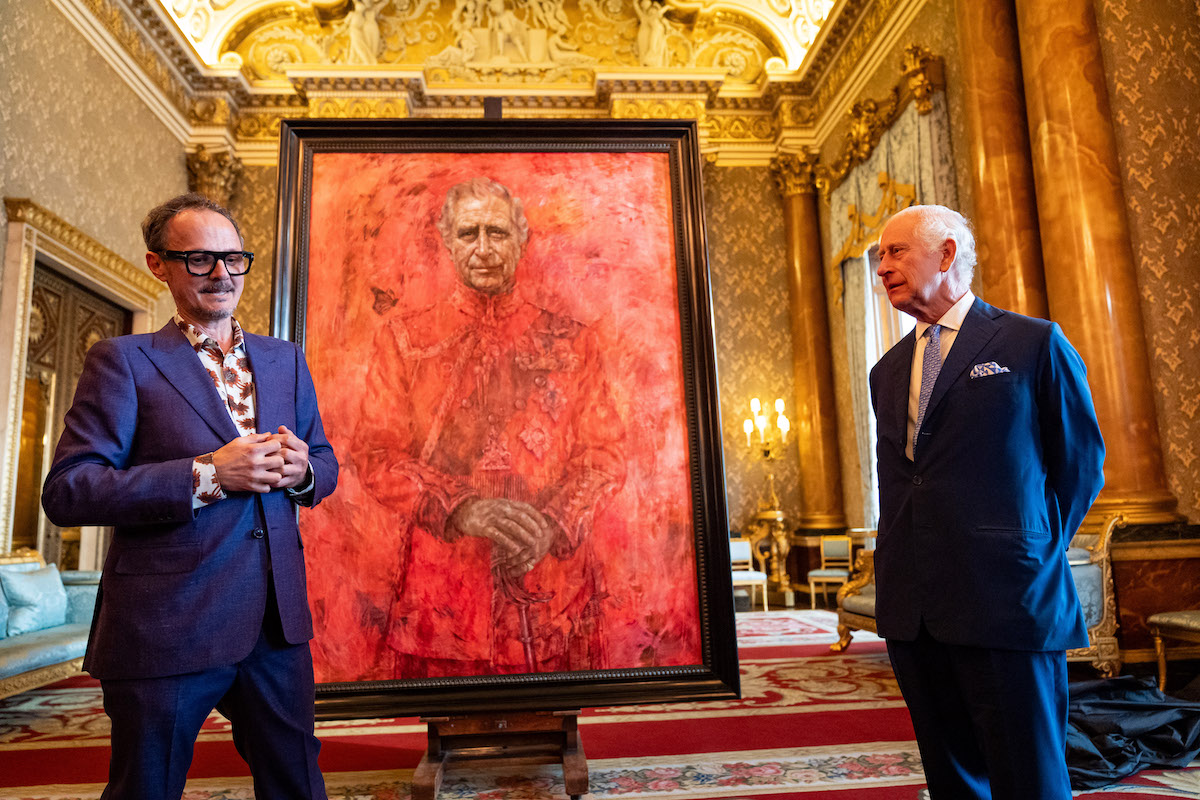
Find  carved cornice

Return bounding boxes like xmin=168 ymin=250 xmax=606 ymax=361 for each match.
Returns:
xmin=770 ymin=152 xmax=820 ymax=196
xmin=2 ymin=200 xmax=163 ymax=300
xmin=72 ymin=0 xmax=192 ymax=117
xmin=55 ymin=0 xmax=943 ymax=166
xmin=815 ymin=45 xmax=944 ymax=195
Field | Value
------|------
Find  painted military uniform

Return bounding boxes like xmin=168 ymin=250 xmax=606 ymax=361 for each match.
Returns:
xmin=358 ymin=283 xmax=625 ymax=674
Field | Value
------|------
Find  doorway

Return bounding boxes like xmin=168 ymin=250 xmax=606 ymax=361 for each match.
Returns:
xmin=14 ymin=262 xmax=131 ymax=568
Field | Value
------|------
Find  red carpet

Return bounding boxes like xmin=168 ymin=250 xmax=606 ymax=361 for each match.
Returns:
xmin=0 ymin=611 xmax=1195 ymax=798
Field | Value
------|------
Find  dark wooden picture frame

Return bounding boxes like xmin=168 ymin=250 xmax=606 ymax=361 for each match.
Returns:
xmin=272 ymin=118 xmax=736 ymax=719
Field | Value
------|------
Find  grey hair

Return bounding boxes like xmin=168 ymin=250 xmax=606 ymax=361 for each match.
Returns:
xmin=437 ymin=177 xmax=530 ymax=247
xmin=141 ymin=193 xmax=242 ymax=252
xmin=895 ymin=204 xmax=977 ymax=296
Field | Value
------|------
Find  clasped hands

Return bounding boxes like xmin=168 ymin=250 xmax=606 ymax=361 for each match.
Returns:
xmin=212 ymin=426 xmax=309 ymax=493
xmin=449 ymin=497 xmax=556 ymax=578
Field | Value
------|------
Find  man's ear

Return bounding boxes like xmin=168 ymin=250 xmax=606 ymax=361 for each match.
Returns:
xmin=939 ymin=238 xmax=958 ymax=273
xmin=146 ymin=251 xmax=168 ymax=282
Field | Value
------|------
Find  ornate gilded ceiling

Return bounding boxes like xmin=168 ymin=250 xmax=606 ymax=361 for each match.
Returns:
xmin=62 ymin=0 xmax=925 ymax=164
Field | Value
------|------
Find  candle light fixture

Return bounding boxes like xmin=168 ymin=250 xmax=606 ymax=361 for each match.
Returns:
xmin=744 ymin=396 xmax=789 ymax=460
xmin=740 ymin=395 xmax=793 ymax=596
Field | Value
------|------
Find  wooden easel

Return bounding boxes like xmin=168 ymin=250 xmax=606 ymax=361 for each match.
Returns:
xmin=412 ymin=710 xmax=588 ymax=800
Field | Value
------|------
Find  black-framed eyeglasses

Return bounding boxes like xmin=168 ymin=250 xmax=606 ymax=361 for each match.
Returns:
xmin=156 ymin=250 xmax=254 ymax=276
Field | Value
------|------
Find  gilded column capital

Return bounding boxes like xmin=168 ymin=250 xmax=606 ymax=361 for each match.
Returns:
xmin=186 ymin=146 xmax=243 ymax=207
xmin=770 ymin=152 xmax=820 ymax=196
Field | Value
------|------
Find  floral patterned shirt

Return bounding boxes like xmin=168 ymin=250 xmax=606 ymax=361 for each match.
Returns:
xmin=177 ymin=316 xmax=257 ymax=508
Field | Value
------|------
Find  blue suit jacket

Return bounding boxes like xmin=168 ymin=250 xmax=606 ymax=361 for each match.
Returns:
xmin=42 ymin=322 xmax=337 ymax=680
xmin=869 ymin=298 xmax=1104 ymax=651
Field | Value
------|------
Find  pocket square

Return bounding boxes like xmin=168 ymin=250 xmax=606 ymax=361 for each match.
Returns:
xmin=971 ymin=361 xmax=1011 ymax=378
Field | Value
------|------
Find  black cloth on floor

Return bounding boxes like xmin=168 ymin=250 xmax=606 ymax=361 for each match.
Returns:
xmin=1067 ymin=675 xmax=1200 ymax=790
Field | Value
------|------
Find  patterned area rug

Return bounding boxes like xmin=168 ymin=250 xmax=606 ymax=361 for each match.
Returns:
xmin=1 ymin=611 xmax=1196 ymax=799
xmin=735 ymin=609 xmax=883 ymax=648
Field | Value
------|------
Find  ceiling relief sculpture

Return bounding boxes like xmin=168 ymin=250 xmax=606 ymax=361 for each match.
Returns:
xmin=79 ymin=0 xmax=930 ymax=165
xmin=224 ymin=1 xmax=779 ymax=85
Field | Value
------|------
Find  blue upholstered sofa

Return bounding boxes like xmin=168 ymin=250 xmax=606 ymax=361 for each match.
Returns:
xmin=1 ymin=548 xmax=99 ymax=700
xmin=831 ymin=514 xmax=1124 ymax=676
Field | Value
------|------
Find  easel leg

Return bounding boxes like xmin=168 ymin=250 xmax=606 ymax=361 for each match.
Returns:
xmin=416 ymin=711 xmax=589 ymax=799
xmin=411 ymin=750 xmax=446 ymax=800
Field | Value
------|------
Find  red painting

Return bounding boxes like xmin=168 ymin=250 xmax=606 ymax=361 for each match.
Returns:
xmin=298 ymin=149 xmax=704 ymax=684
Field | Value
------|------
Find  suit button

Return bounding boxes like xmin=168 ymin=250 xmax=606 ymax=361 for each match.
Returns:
xmin=251 ymin=528 xmax=265 ymax=539
xmin=912 ymin=475 xmax=923 ymax=486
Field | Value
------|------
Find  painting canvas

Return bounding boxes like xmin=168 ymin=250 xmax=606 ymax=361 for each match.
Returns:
xmin=273 ymin=119 xmax=736 ymax=717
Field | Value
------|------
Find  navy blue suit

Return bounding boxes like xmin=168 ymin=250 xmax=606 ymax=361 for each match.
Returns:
xmin=43 ymin=321 xmax=337 ymax=798
xmin=870 ymin=297 xmax=1104 ymax=798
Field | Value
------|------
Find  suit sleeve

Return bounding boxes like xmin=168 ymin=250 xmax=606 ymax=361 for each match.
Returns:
xmin=290 ymin=343 xmax=338 ymax=507
xmin=41 ymin=339 xmax=195 ymax=527
xmin=1038 ymin=322 xmax=1105 ymax=541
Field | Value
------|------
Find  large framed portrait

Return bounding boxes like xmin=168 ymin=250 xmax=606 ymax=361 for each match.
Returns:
xmin=272 ymin=118 xmax=736 ymax=718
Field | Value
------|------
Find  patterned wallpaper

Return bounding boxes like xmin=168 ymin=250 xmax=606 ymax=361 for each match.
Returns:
xmin=229 ymin=166 xmax=279 ymax=337
xmin=1095 ymin=0 xmax=1200 ymax=521
xmin=701 ymin=165 xmax=801 ymax=534
xmin=0 ymin=0 xmax=186 ymax=278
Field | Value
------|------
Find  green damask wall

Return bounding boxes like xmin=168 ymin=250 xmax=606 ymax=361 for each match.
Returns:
xmin=1096 ymin=0 xmax=1200 ymax=521
xmin=0 ymin=0 xmax=185 ymax=277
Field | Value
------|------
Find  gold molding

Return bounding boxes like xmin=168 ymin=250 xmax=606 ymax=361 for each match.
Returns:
xmin=75 ymin=0 xmax=194 ymax=118
xmin=830 ymin=172 xmax=916 ymax=266
xmin=0 ymin=235 xmax=36 ymax=555
xmin=0 ymin=657 xmax=86 ymax=701
xmin=3 ymin=200 xmax=162 ymax=300
xmin=1087 ymin=494 xmax=1183 ymax=527
xmin=1111 ymin=540 xmax=1200 ymax=562
xmin=815 ymin=45 xmax=944 ymax=196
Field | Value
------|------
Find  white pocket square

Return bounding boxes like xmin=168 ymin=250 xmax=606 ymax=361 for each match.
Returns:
xmin=971 ymin=361 xmax=1011 ymax=378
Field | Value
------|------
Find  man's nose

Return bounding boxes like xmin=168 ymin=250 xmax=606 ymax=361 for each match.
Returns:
xmin=475 ymin=234 xmax=493 ymax=256
xmin=210 ymin=256 xmax=232 ymax=280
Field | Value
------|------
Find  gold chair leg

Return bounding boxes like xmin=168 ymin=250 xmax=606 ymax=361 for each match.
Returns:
xmin=1154 ymin=633 xmax=1167 ymax=691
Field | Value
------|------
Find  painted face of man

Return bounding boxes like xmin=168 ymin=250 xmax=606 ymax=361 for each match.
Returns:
xmin=876 ymin=212 xmax=956 ymax=323
xmin=446 ymin=194 xmax=523 ymax=296
xmin=146 ymin=209 xmax=245 ymax=326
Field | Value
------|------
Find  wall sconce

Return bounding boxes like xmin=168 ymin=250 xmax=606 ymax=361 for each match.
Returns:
xmin=743 ymin=397 xmax=790 ymax=461
xmin=741 ymin=396 xmax=792 ymax=594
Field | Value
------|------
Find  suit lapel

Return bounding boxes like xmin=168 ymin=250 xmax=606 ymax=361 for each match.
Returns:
xmin=924 ymin=297 xmax=1001 ymax=421
xmin=244 ymin=334 xmax=284 ymax=435
xmin=140 ymin=322 xmax=241 ymax=442
xmin=884 ymin=330 xmax=916 ymax=451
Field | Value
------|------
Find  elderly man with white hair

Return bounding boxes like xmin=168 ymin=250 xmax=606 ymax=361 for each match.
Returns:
xmin=870 ymin=204 xmax=1105 ymax=799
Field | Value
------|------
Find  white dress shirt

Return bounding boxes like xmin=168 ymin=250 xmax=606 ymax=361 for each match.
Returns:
xmin=906 ymin=291 xmax=975 ymax=461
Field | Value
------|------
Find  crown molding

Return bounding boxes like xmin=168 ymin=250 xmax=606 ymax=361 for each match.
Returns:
xmin=50 ymin=0 xmax=191 ymax=143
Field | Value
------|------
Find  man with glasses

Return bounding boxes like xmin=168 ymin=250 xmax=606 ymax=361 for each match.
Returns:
xmin=42 ymin=193 xmax=337 ymax=799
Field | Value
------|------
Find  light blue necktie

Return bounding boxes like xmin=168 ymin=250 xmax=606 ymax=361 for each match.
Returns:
xmin=913 ymin=324 xmax=942 ymax=459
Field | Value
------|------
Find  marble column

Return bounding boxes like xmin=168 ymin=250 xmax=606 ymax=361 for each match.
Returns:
xmin=955 ymin=0 xmax=1048 ymax=319
xmin=1015 ymin=0 xmax=1178 ymax=523
xmin=771 ymin=153 xmax=847 ymax=530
